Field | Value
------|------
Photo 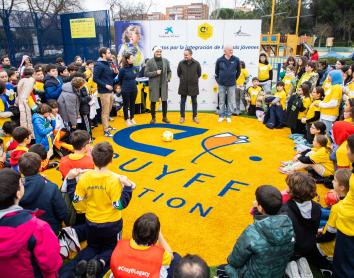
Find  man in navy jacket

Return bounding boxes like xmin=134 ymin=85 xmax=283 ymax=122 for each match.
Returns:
xmin=93 ymin=47 xmax=117 ymax=137
xmin=215 ymin=46 xmax=241 ymax=123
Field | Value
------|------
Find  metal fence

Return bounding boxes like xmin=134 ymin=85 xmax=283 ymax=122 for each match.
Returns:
xmin=0 ymin=9 xmax=111 ymax=67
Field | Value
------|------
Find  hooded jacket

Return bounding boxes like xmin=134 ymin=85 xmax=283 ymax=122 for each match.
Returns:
xmin=57 ymin=82 xmax=80 ymax=126
xmin=93 ymin=58 xmax=116 ymax=94
xmin=19 ymin=174 xmax=67 ymax=234
xmin=0 ymin=206 xmax=62 ymax=277
xmin=225 ymin=215 xmax=294 ymax=278
xmin=43 ymin=74 xmax=62 ymax=101
xmin=32 ymin=113 xmax=55 ymax=151
xmin=280 ymin=199 xmax=321 ymax=259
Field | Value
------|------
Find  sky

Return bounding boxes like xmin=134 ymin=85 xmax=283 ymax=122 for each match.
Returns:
xmin=84 ymin=0 xmax=241 ymax=13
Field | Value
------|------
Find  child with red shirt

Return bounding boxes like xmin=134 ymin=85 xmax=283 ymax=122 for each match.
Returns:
xmin=9 ymin=127 xmax=31 ymax=172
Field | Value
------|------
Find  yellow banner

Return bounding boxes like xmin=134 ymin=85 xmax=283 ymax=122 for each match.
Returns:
xmin=70 ymin=18 xmax=96 ymax=39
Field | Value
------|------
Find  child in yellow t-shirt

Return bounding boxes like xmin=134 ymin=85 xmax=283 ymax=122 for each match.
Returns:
xmin=264 ymin=81 xmax=286 ymax=129
xmin=72 ymin=142 xmax=136 ymax=276
xmin=258 ymin=53 xmax=272 ymax=94
xmin=282 ymin=65 xmax=296 ymax=98
xmin=245 ymin=77 xmax=264 ymax=120
xmin=280 ymin=134 xmax=333 ymax=177
xmin=235 ymin=61 xmax=249 ymax=115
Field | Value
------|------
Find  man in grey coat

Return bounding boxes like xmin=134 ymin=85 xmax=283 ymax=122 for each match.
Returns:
xmin=144 ymin=46 xmax=171 ymax=124
xmin=177 ymin=48 xmax=201 ymax=124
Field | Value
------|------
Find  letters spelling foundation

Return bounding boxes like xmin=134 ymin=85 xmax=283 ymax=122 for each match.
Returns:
xmin=46 ymin=112 xmax=328 ymax=265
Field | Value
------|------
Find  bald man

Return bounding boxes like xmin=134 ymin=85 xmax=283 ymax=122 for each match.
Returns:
xmin=215 ymin=46 xmax=241 ymax=123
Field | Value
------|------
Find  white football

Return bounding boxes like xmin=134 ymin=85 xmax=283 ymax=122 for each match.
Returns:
xmin=162 ymin=130 xmax=174 ymax=142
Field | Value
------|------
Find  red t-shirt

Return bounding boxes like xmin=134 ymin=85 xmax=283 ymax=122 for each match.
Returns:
xmin=59 ymin=153 xmax=94 ymax=179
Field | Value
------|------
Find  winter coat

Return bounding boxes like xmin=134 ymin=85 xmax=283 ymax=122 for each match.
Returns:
xmin=144 ymin=57 xmax=171 ymax=102
xmin=177 ymin=58 xmax=201 ymax=96
xmin=0 ymin=206 xmax=62 ymax=277
xmin=286 ymin=94 xmax=304 ymax=129
xmin=17 ymin=77 xmax=35 ymax=135
xmin=116 ymin=64 xmax=139 ymax=93
xmin=79 ymin=87 xmax=91 ymax=116
xmin=215 ymin=55 xmax=241 ymax=87
xmin=225 ymin=215 xmax=294 ymax=278
xmin=93 ymin=58 xmax=116 ymax=94
xmin=43 ymin=75 xmax=62 ymax=101
xmin=32 ymin=113 xmax=55 ymax=151
xmin=280 ymin=200 xmax=321 ymax=259
xmin=57 ymin=82 xmax=80 ymax=126
xmin=20 ymin=174 xmax=67 ymax=234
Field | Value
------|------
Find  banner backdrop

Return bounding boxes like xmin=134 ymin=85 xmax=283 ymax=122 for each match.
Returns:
xmin=114 ymin=20 xmax=262 ymax=111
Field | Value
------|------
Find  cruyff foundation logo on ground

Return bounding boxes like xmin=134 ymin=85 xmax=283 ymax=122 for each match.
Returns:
xmin=113 ymin=124 xmax=249 ymax=165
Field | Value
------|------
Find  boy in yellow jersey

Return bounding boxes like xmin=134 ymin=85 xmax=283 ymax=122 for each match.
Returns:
xmin=235 ymin=61 xmax=249 ymax=115
xmin=245 ymin=77 xmax=264 ymax=118
xmin=344 ymin=67 xmax=354 ymax=98
xmin=258 ymin=53 xmax=272 ymax=94
xmin=282 ymin=65 xmax=296 ymax=98
xmin=264 ymin=81 xmax=287 ymax=129
xmin=301 ymin=86 xmax=325 ymax=143
xmin=33 ymin=67 xmax=45 ymax=102
xmin=296 ymin=62 xmax=319 ymax=91
xmin=332 ymin=134 xmax=354 ymax=276
xmin=317 ymin=70 xmax=343 ymax=139
xmin=72 ymin=142 xmax=135 ymax=276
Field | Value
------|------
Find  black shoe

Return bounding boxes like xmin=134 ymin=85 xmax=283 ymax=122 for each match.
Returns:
xmin=162 ymin=117 xmax=170 ymax=124
xmin=47 ymin=161 xmax=59 ymax=169
xmin=74 ymin=260 xmax=87 ymax=278
xmin=86 ymin=259 xmax=103 ymax=278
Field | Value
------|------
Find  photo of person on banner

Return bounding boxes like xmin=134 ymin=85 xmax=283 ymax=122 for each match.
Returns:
xmin=118 ymin=24 xmax=145 ymax=68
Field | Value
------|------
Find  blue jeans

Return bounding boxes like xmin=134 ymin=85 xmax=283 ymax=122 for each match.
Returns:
xmin=218 ymin=85 xmax=236 ymax=117
xmin=320 ymin=119 xmax=334 ymax=141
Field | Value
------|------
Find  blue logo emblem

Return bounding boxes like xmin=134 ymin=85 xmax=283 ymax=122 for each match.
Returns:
xmin=165 ymin=27 xmax=173 ymax=34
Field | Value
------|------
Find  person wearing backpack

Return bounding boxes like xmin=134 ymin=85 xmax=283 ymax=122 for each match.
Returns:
xmin=0 ymin=168 xmax=62 ymax=277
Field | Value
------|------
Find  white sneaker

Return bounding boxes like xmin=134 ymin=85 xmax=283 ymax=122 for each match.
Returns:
xmin=130 ymin=119 xmax=137 ymax=125
xmin=285 ymin=261 xmax=301 ymax=278
xmin=126 ymin=119 xmax=132 ymax=126
xmin=296 ymin=257 xmax=313 ymax=278
xmin=109 ymin=117 xmax=113 ymax=121
xmin=58 ymin=233 xmax=70 ymax=258
xmin=62 ymin=227 xmax=81 ymax=252
xmin=226 ymin=117 xmax=232 ymax=123
xmin=218 ymin=117 xmax=225 ymax=123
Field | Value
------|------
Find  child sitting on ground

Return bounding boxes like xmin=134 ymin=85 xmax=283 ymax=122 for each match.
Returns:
xmin=60 ymin=142 xmax=136 ymax=277
xmin=9 ymin=126 xmax=31 ymax=172
xmin=217 ymin=185 xmax=294 ymax=278
xmin=264 ymin=81 xmax=287 ymax=129
xmin=280 ymin=134 xmax=334 ymax=179
xmin=32 ymin=103 xmax=55 ymax=152
xmin=19 ymin=152 xmax=67 ymax=235
xmin=28 ymin=144 xmax=59 ymax=171
xmin=0 ymin=168 xmax=62 ymax=277
xmin=2 ymin=120 xmax=19 ymax=152
xmin=245 ymin=77 xmax=264 ymax=120
xmin=109 ymin=213 xmax=179 ymax=278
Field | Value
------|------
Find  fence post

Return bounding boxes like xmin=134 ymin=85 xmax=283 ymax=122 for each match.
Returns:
xmin=34 ymin=12 xmax=44 ymax=61
xmin=2 ymin=16 xmax=15 ymax=62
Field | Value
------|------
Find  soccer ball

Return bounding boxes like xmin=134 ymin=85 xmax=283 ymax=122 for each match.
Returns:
xmin=162 ymin=130 xmax=174 ymax=142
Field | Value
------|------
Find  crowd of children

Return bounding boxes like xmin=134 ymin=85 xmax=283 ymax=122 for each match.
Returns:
xmin=0 ymin=51 xmax=354 ymax=278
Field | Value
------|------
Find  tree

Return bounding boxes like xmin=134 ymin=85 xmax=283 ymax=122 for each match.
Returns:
xmin=210 ymin=8 xmax=257 ymax=20
xmin=107 ymin=0 xmax=153 ymax=22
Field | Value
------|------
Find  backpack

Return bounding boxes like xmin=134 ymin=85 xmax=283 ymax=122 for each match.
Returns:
xmin=60 ymin=179 xmax=76 ymax=226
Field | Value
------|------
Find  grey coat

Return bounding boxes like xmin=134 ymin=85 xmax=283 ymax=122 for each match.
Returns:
xmin=177 ymin=58 xmax=201 ymax=96
xmin=57 ymin=82 xmax=80 ymax=126
xmin=144 ymin=57 xmax=171 ymax=102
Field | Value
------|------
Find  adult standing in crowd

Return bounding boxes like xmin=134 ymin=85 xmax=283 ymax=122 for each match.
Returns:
xmin=145 ymin=46 xmax=171 ymax=124
xmin=215 ymin=45 xmax=241 ymax=123
xmin=177 ymin=48 xmax=201 ymax=124
xmin=93 ymin=47 xmax=117 ymax=138
xmin=0 ymin=55 xmax=11 ymax=73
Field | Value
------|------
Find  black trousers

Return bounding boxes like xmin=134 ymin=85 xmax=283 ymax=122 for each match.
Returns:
xmin=151 ymin=101 xmax=167 ymax=118
xmin=122 ymin=90 xmax=137 ymax=120
xmin=180 ymin=95 xmax=198 ymax=118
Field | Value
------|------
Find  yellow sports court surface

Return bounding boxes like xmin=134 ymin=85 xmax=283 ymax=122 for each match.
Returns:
xmin=46 ymin=112 xmax=327 ymax=266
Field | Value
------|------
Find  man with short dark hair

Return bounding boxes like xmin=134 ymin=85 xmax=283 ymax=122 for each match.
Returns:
xmin=177 ymin=49 xmax=201 ymax=124
xmin=19 ymin=152 xmax=67 ymax=234
xmin=174 ymin=254 xmax=210 ymax=278
xmin=93 ymin=47 xmax=117 ymax=137
xmin=0 ymin=55 xmax=11 ymax=73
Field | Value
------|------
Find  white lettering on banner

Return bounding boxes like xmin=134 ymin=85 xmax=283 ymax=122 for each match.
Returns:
xmin=114 ymin=20 xmax=262 ymax=111
xmin=117 ymin=266 xmax=151 ymax=277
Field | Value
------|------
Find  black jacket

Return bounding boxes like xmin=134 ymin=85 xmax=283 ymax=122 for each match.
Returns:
xmin=20 ymin=174 xmax=67 ymax=234
xmin=177 ymin=59 xmax=201 ymax=96
xmin=79 ymin=87 xmax=91 ymax=116
xmin=215 ymin=55 xmax=241 ymax=87
xmin=116 ymin=65 xmax=138 ymax=93
xmin=93 ymin=58 xmax=116 ymax=94
xmin=280 ymin=200 xmax=321 ymax=259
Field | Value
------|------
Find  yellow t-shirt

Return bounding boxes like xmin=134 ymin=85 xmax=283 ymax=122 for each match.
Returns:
xmin=297 ymin=97 xmax=312 ymax=119
xmin=129 ymin=239 xmax=172 ymax=265
xmin=236 ymin=68 xmax=249 ymax=86
xmin=319 ymin=202 xmax=339 ymax=257
xmin=248 ymin=86 xmax=263 ymax=105
xmin=282 ymin=75 xmax=295 ymax=95
xmin=336 ymin=174 xmax=354 ymax=236
xmin=296 ymin=71 xmax=317 ymax=89
xmin=336 ymin=141 xmax=351 ymax=168
xmin=274 ymin=90 xmax=286 ymax=110
xmin=258 ymin=63 xmax=272 ymax=81
xmin=347 ymin=82 xmax=354 ymax=99
xmin=320 ymin=84 xmax=342 ymax=118
xmin=306 ymin=99 xmax=321 ymax=122
xmin=309 ymin=147 xmax=334 ymax=177
xmin=322 ymin=78 xmax=331 ymax=95
xmin=73 ymin=170 xmax=124 ymax=223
